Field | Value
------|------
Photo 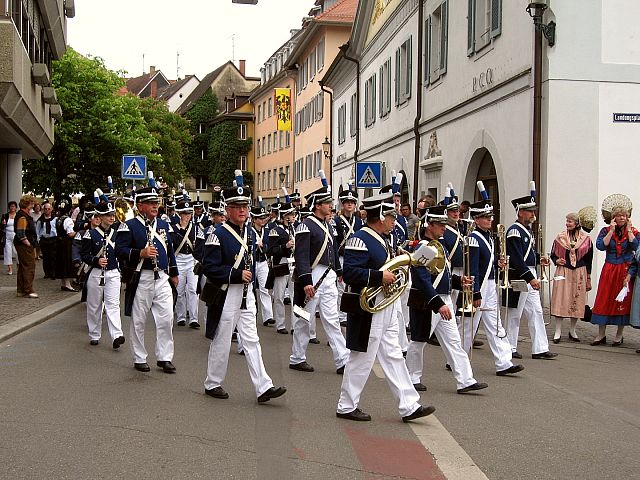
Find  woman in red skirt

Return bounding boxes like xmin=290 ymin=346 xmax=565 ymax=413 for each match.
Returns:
xmin=590 ymin=207 xmax=639 ymax=346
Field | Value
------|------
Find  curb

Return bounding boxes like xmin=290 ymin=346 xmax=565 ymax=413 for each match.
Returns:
xmin=0 ymin=293 xmax=82 ymax=343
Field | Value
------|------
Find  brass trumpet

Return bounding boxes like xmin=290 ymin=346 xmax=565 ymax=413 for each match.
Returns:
xmin=360 ymin=240 xmax=445 ymax=313
xmin=496 ymin=224 xmax=510 ymax=338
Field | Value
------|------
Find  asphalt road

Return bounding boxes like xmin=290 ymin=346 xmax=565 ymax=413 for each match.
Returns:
xmin=1 ymin=304 xmax=639 ymax=479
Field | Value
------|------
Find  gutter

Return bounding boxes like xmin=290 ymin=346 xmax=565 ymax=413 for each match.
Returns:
xmin=532 ymin=28 xmax=542 ymax=216
xmin=412 ymin=0 xmax=425 ymax=209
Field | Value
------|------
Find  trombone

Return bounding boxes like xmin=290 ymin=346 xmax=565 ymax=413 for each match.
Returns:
xmin=495 ymin=224 xmax=509 ymax=338
xmin=537 ymin=224 xmax=552 ymax=325
xmin=459 ymin=236 xmax=476 ymax=354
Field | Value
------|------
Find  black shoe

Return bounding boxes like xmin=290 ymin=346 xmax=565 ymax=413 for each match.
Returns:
xmin=340 ymin=321 xmax=347 ymax=328
xmin=457 ymin=382 xmax=489 ymax=394
xmin=445 ymin=363 xmax=451 ymax=371
xmin=512 ymin=351 xmax=523 ymax=359
xmin=231 ymin=331 xmax=238 ymax=342
xmin=157 ymin=361 xmax=176 ymax=373
xmin=277 ymin=328 xmax=289 ymax=334
xmin=413 ymin=382 xmax=427 ymax=392
xmin=189 ymin=322 xmax=200 ymax=329
xmin=238 ymin=350 xmax=245 ymax=356
xmin=473 ymin=339 xmax=484 ymax=348
xmin=402 ymin=405 xmax=436 ymax=422
xmin=289 ymin=361 xmax=314 ymax=372
xmin=61 ymin=286 xmax=78 ymax=292
xmin=590 ymin=336 xmax=606 ymax=346
xmin=283 ymin=297 xmax=291 ymax=305
xmin=257 ymin=386 xmax=287 ymax=403
xmin=426 ymin=336 xmax=440 ymax=346
xmin=134 ymin=362 xmax=150 ymax=372
xmin=612 ymin=337 xmax=624 ymax=347
xmin=336 ymin=365 xmax=345 ymax=375
xmin=177 ymin=320 xmax=186 ymax=326
xmin=402 ymin=351 xmax=407 ymax=358
xmin=291 ymin=329 xmax=294 ymax=335
xmin=568 ymin=333 xmax=581 ymax=342
xmin=553 ymin=337 xmax=561 ymax=344
xmin=636 ymin=349 xmax=640 ymax=354
xmin=205 ymin=386 xmax=229 ymax=399
xmin=112 ymin=336 xmax=125 ymax=349
xmin=532 ymin=351 xmax=558 ymax=359
xmin=309 ymin=337 xmax=320 ymax=344
xmin=336 ymin=408 xmax=371 ymax=421
xmin=90 ymin=340 xmax=99 ymax=346
xmin=496 ymin=364 xmax=525 ymax=376
xmin=267 ymin=318 xmax=276 ymax=325
xmin=263 ymin=318 xmax=274 ymax=326
xmin=315 ymin=312 xmax=320 ymax=318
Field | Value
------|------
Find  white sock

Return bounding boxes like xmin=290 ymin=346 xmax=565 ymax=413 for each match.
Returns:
xmin=553 ymin=317 xmax=562 ymax=339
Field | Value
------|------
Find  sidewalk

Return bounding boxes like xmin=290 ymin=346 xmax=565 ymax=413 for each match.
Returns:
xmin=0 ymin=257 xmax=81 ymax=341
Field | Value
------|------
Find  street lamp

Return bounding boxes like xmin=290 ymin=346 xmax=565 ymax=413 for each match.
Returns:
xmin=526 ymin=2 xmax=556 ymax=47
xmin=322 ymin=137 xmax=331 ymax=160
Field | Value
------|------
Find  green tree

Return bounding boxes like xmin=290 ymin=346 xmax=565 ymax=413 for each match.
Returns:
xmin=184 ymin=89 xmax=219 ymax=177
xmin=23 ymin=47 xmax=158 ymax=197
xmin=207 ymin=121 xmax=253 ymax=189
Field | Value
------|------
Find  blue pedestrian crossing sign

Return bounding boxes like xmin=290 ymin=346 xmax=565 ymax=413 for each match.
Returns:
xmin=121 ymin=155 xmax=147 ymax=180
xmin=356 ymin=162 xmax=382 ymax=188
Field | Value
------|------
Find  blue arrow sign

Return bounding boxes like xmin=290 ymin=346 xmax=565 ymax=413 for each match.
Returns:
xmin=356 ymin=162 xmax=382 ymax=188
xmin=121 ymin=155 xmax=147 ymax=180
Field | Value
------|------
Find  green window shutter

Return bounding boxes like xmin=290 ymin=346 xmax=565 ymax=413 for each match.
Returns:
xmin=441 ymin=1 xmax=448 ymax=74
xmin=424 ymin=15 xmax=431 ymax=85
xmin=490 ymin=0 xmax=502 ymax=38
xmin=395 ymin=48 xmax=401 ymax=106
xmin=407 ymin=36 xmax=412 ymax=99
xmin=467 ymin=0 xmax=475 ymax=56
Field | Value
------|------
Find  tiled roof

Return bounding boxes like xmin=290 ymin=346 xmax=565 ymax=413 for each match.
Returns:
xmin=315 ymin=0 xmax=358 ymax=23
xmin=157 ymin=75 xmax=196 ymax=101
xmin=175 ymin=63 xmax=229 ymax=115
xmin=126 ymin=72 xmax=154 ymax=96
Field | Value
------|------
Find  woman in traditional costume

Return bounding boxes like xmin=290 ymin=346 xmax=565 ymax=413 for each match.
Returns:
xmin=550 ymin=212 xmax=593 ymax=343
xmin=590 ymin=195 xmax=639 ymax=346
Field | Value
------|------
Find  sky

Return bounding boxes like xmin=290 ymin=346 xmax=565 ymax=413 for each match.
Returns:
xmin=66 ymin=0 xmax=315 ymax=80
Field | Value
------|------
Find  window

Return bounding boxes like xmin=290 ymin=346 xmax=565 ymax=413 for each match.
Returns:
xmin=262 ymin=136 xmax=266 ymax=156
xmin=239 ymin=122 xmax=247 ymax=140
xmin=262 ymin=171 xmax=266 ymax=191
xmin=317 ymin=37 xmax=325 ymax=71
xmin=310 ymin=49 xmax=317 ymax=79
xmin=267 ymin=134 xmax=272 ymax=153
xmin=257 ymin=172 xmax=261 ymax=191
xmin=316 ymin=92 xmax=324 ymax=121
xmin=286 ymin=131 xmax=291 ymax=148
xmin=379 ymin=57 xmax=392 ymax=117
xmin=195 ymin=176 xmax=208 ymax=190
xmin=295 ymin=158 xmax=303 ymax=183
xmin=337 ymin=103 xmax=347 ymax=144
xmin=468 ymin=0 xmax=501 ymax=56
xmin=285 ymin=166 xmax=290 ymax=185
xmin=395 ymin=36 xmax=413 ymax=106
xmin=268 ymin=97 xmax=272 ymax=117
xmin=305 ymin=154 xmax=313 ymax=180
xmin=279 ymin=131 xmax=284 ymax=150
xmin=273 ymin=169 xmax=277 ymax=188
xmin=267 ymin=170 xmax=271 ymax=190
xmin=257 ymin=139 xmax=261 ymax=158
xmin=350 ymin=93 xmax=357 ymax=137
xmin=262 ymin=101 xmax=266 ymax=121
xmin=313 ymin=150 xmax=322 ymax=177
xmin=257 ymin=105 xmax=261 ymax=123
xmin=239 ymin=155 xmax=247 ymax=170
xmin=273 ymin=131 xmax=277 ymax=151
xmin=364 ymin=73 xmax=377 ymax=127
xmin=425 ymin=1 xmax=448 ymax=85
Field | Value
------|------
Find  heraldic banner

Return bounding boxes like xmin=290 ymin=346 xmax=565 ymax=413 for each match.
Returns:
xmin=275 ymin=88 xmax=292 ymax=131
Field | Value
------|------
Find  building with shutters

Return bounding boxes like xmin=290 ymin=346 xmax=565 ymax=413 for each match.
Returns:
xmin=0 ymin=0 xmax=74 ymax=207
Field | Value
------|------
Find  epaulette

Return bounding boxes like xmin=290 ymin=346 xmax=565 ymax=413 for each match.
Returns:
xmin=205 ymin=233 xmax=220 ymax=246
xmin=507 ymin=228 xmax=521 ymax=239
xmin=467 ymin=236 xmax=479 ymax=247
xmin=83 ymin=230 xmax=92 ymax=239
xmin=117 ymin=222 xmax=129 ymax=232
xmin=295 ymin=223 xmax=310 ymax=235
xmin=345 ymin=237 xmax=367 ymax=251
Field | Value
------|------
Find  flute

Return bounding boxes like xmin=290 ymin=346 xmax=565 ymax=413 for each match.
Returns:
xmin=99 ymin=234 xmax=107 ymax=286
xmin=146 ymin=218 xmax=160 ymax=280
xmin=240 ymin=223 xmax=252 ymax=310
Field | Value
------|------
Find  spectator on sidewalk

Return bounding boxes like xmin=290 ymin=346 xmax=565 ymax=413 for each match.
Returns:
xmin=30 ymin=202 xmax=42 ymax=259
xmin=400 ymin=202 xmax=420 ymax=240
xmin=54 ymin=197 xmax=79 ymax=292
xmin=13 ymin=195 xmax=38 ymax=298
xmin=2 ymin=201 xmax=19 ymax=275
xmin=36 ymin=202 xmax=57 ymax=279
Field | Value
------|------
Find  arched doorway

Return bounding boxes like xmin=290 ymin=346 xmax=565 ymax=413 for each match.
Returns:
xmin=474 ymin=149 xmax=500 ymax=227
xmin=398 ymin=169 xmax=410 ymax=206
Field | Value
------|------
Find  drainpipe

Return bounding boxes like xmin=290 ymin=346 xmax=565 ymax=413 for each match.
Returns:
xmin=319 ymin=81 xmax=334 ymax=189
xmin=412 ymin=0 xmax=425 ymax=209
xmin=532 ymin=28 xmax=542 ymax=215
xmin=340 ymin=43 xmax=360 ymax=185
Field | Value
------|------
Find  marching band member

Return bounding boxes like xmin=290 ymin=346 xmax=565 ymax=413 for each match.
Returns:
xmin=334 ymin=184 xmax=362 ymax=327
xmin=192 ymin=192 xmax=209 ymax=232
xmin=463 ymin=185 xmax=525 ymax=375
xmin=505 ymin=183 xmax=558 ymax=359
xmin=441 ymin=185 xmax=464 ymax=306
xmin=201 ymin=171 xmax=286 ymax=403
xmin=406 ymin=205 xmax=488 ymax=394
xmin=267 ymin=190 xmax=296 ymax=334
xmin=81 ymin=201 xmax=125 ymax=348
xmin=251 ymin=198 xmax=274 ymax=327
xmin=337 ymin=192 xmax=436 ymax=422
xmin=55 ymin=196 xmax=79 ymax=292
xmin=290 ymin=171 xmax=348 ymax=374
xmin=115 ymin=181 xmax=179 ymax=374
xmin=171 ymin=197 xmax=200 ymax=329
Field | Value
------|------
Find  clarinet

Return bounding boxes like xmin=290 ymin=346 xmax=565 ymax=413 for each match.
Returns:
xmin=99 ymin=232 xmax=107 ymax=286
xmin=240 ymin=223 xmax=253 ymax=310
xmin=146 ymin=218 xmax=160 ymax=280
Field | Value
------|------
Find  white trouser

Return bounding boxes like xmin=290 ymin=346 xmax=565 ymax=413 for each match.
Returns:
xmin=337 ymin=299 xmax=421 ymax=417
xmin=86 ymin=268 xmax=122 ymax=342
xmin=175 ymin=253 xmax=198 ymax=324
xmin=130 ymin=270 xmax=174 ymax=363
xmin=337 ymin=256 xmax=347 ymax=323
xmin=255 ymin=260 xmax=273 ymax=322
xmin=290 ymin=267 xmax=348 ymax=368
xmin=273 ymin=266 xmax=292 ymax=330
xmin=4 ymin=231 xmax=16 ymax=265
xmin=396 ymin=278 xmax=411 ymax=352
xmin=405 ymin=295 xmax=477 ymax=389
xmin=204 ymin=284 xmax=273 ymax=396
xmin=506 ymin=267 xmax=550 ymax=355
xmin=459 ymin=281 xmax=514 ymax=371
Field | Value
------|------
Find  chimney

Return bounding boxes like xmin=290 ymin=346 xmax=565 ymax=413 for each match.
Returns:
xmin=150 ymin=65 xmax=156 ymax=73
xmin=239 ymin=60 xmax=246 ymax=77
xmin=151 ymin=79 xmax=157 ymax=98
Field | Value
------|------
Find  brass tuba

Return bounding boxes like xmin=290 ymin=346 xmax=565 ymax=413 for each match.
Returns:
xmin=115 ymin=198 xmax=130 ymax=223
xmin=360 ymin=240 xmax=445 ymax=313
